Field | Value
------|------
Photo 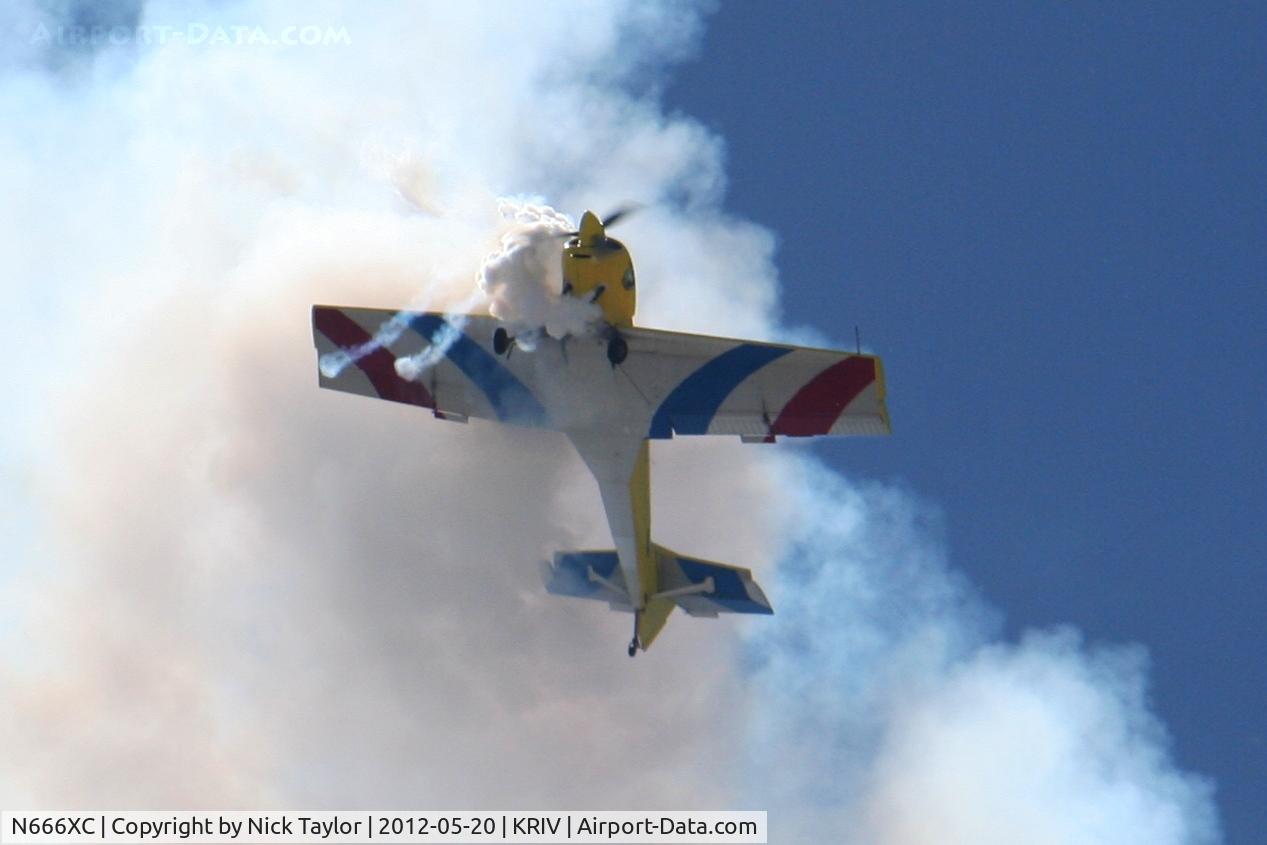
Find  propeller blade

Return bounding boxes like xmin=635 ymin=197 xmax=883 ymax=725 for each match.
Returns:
xmin=600 ymin=203 xmax=642 ymax=228
xmin=552 ymin=204 xmax=642 ymax=239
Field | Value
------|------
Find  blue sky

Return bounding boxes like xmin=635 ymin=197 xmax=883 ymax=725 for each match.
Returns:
xmin=665 ymin=4 xmax=1265 ymax=840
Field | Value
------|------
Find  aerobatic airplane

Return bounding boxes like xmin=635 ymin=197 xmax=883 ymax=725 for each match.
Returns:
xmin=312 ymin=209 xmax=890 ymax=656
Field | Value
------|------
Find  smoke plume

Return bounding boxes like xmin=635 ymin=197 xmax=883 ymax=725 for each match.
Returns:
xmin=0 ymin=2 xmax=1220 ymax=843
xmin=478 ymin=200 xmax=602 ymax=344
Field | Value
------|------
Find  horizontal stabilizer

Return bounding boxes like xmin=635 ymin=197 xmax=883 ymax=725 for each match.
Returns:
xmin=652 ymin=544 xmax=773 ymax=616
xmin=545 ymin=550 xmax=632 ymax=610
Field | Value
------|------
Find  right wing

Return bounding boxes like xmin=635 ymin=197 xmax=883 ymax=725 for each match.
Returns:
xmin=620 ymin=324 xmax=891 ymax=441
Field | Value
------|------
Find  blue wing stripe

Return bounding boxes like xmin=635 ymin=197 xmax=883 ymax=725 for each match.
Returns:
xmin=677 ymin=557 xmax=773 ymax=615
xmin=408 ymin=314 xmax=549 ymax=426
xmin=648 ymin=343 xmax=791 ymax=438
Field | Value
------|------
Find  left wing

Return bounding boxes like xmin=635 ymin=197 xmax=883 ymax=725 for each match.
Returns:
xmin=312 ymin=305 xmax=551 ymax=428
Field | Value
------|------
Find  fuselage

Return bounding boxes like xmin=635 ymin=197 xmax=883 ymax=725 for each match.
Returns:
xmin=559 ymin=211 xmax=671 ymax=647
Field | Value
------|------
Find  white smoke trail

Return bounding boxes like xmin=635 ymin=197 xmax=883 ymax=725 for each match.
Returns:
xmin=391 ymin=288 xmax=485 ymax=382
xmin=732 ymin=456 xmax=1221 ymax=843
xmin=0 ymin=2 xmax=1222 ymax=843
xmin=392 ymin=317 xmax=462 ymax=381
xmin=333 ymin=197 xmax=602 ymax=384
xmin=478 ymin=199 xmax=603 ymax=342
xmin=318 ymin=309 xmax=417 ymax=378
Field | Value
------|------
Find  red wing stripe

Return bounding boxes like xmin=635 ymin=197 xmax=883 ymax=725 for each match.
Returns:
xmin=770 ymin=356 xmax=875 ymax=437
xmin=313 ymin=307 xmax=435 ymax=409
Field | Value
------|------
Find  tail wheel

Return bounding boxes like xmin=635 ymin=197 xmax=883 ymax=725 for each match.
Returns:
xmin=627 ymin=639 xmax=639 ymax=658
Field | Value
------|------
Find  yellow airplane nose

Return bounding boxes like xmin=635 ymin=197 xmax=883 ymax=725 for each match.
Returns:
xmin=578 ymin=210 xmax=605 ymax=244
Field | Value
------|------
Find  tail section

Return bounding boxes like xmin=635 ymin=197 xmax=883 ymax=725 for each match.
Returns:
xmin=544 ymin=544 xmax=773 ymax=653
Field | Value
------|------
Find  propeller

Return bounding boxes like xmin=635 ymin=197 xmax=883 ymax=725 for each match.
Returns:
xmin=597 ymin=203 xmax=641 ymax=228
xmin=558 ymin=204 xmax=644 ymax=239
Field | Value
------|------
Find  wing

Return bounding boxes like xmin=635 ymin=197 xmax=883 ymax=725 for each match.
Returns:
xmin=311 ymin=305 xmax=551 ymax=428
xmin=313 ymin=304 xmax=889 ymax=443
xmin=622 ymin=325 xmax=890 ymax=441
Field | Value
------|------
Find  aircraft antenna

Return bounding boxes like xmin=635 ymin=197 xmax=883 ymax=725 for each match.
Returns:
xmin=855 ymin=325 xmax=861 ymax=354
xmin=617 ymin=363 xmax=652 ymax=407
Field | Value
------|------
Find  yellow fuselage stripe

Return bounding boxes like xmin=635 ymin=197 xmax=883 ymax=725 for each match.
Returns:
xmin=630 ymin=441 xmax=674 ymax=646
